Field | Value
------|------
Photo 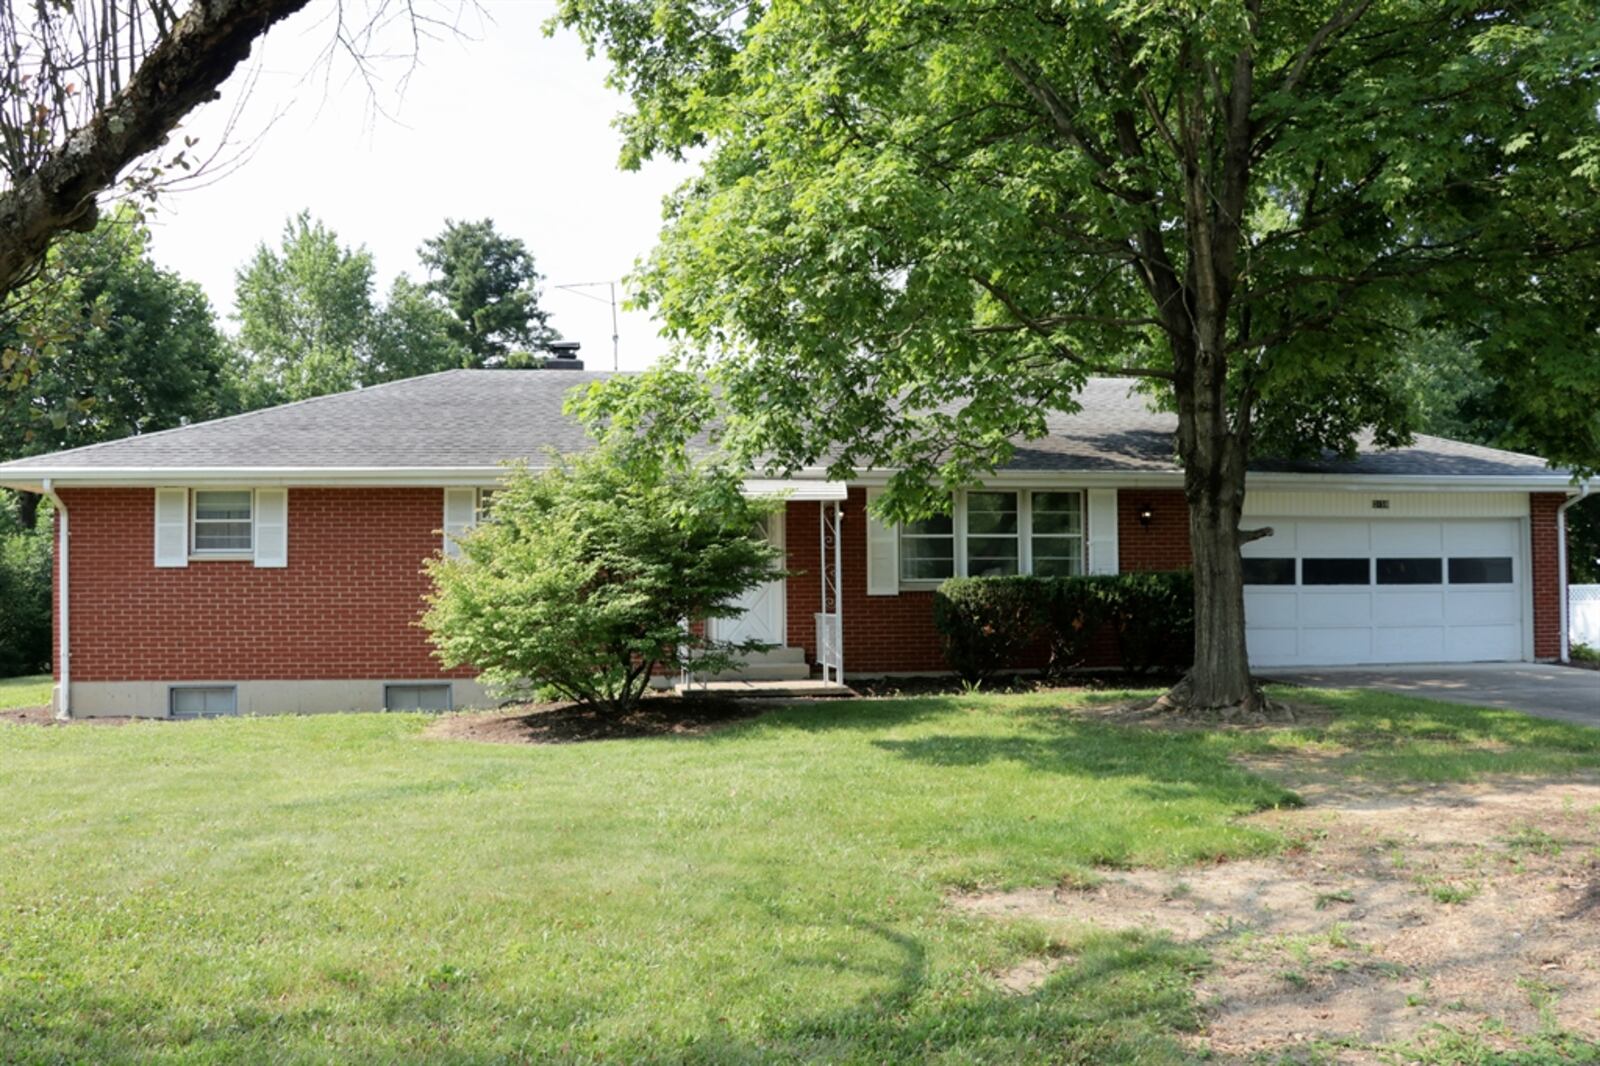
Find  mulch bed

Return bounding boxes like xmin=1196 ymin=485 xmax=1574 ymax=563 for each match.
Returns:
xmin=423 ymin=696 xmax=766 ymax=745
xmin=849 ymin=670 xmax=1187 ymax=699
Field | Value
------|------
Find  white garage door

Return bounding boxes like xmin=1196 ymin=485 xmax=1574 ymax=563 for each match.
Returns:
xmin=1243 ymin=518 xmax=1524 ymax=666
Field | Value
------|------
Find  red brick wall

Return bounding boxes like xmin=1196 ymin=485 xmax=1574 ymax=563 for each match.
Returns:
xmin=783 ymin=487 xmax=1195 ymax=675
xmin=1531 ymin=491 xmax=1564 ymax=660
xmin=784 ymin=493 xmax=947 ymax=673
xmin=56 ymin=487 xmax=473 ymax=682
xmin=1117 ymin=488 xmax=1191 ymax=571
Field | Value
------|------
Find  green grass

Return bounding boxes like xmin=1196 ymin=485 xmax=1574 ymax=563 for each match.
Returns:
xmin=0 ymin=686 xmax=1596 ymax=1063
xmin=0 ymin=673 xmax=51 ymax=711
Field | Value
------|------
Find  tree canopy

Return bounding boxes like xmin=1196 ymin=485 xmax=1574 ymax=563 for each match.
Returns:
xmin=561 ymin=0 xmax=1600 ymax=711
xmin=420 ymin=218 xmax=560 ymax=367
xmin=0 ymin=207 xmax=235 ymax=469
xmin=234 ymin=212 xmax=377 ymax=406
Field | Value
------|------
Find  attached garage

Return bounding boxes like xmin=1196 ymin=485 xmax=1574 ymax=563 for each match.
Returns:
xmin=1242 ymin=492 xmax=1531 ymax=667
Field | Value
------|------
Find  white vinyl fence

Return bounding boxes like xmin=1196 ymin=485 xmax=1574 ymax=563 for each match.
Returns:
xmin=1573 ymin=585 xmax=1600 ymax=651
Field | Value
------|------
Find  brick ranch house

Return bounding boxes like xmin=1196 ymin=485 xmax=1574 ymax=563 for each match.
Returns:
xmin=0 ymin=367 xmax=1588 ymax=718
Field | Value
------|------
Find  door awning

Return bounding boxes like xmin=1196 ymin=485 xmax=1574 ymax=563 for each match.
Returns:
xmin=741 ymin=479 xmax=849 ymax=502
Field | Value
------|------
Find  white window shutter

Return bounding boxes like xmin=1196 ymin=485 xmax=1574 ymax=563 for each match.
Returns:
xmin=1086 ymin=489 xmax=1120 ymax=574
xmin=154 ymin=488 xmax=189 ymax=568
xmin=865 ymin=486 xmax=899 ymax=595
xmin=442 ymin=488 xmax=477 ymax=558
xmin=254 ymin=488 xmax=288 ymax=568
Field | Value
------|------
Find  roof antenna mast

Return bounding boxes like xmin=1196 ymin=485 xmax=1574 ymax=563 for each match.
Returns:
xmin=553 ymin=280 xmax=621 ymax=370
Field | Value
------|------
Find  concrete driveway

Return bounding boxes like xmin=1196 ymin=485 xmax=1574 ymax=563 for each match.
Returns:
xmin=1262 ymin=663 xmax=1600 ymax=728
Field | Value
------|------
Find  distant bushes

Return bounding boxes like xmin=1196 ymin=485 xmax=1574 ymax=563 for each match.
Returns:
xmin=0 ymin=494 xmax=52 ymax=677
xmin=931 ymin=571 xmax=1194 ymax=685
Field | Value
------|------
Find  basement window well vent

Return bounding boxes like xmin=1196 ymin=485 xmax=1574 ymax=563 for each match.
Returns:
xmin=170 ymin=685 xmax=238 ymax=718
xmin=384 ymin=684 xmax=453 ymax=712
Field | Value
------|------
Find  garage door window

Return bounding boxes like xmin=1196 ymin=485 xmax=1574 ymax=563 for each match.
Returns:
xmin=1243 ymin=558 xmax=1296 ymax=585
xmin=1377 ymin=557 xmax=1443 ymax=585
xmin=1448 ymin=557 xmax=1513 ymax=584
xmin=1302 ymin=558 xmax=1370 ymax=585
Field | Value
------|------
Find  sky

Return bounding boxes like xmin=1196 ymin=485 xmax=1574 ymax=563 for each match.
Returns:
xmin=145 ymin=0 xmax=695 ymax=371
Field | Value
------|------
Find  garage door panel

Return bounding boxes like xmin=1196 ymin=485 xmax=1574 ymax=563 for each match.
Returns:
xmin=1243 ymin=521 xmax=1295 ymax=556
xmin=1299 ymin=627 xmax=1373 ymax=664
xmin=1298 ymin=591 xmax=1372 ymax=626
xmin=1443 ymin=521 xmax=1518 ymax=555
xmin=1374 ymin=627 xmax=1446 ymax=662
xmin=1246 ymin=628 xmax=1300 ymax=666
xmin=1445 ymin=588 xmax=1520 ymax=617
xmin=1444 ymin=625 xmax=1522 ymax=662
xmin=1298 ymin=522 xmax=1369 ymax=554
xmin=1371 ymin=521 xmax=1444 ymax=555
xmin=1373 ymin=590 xmax=1446 ymax=624
xmin=1243 ymin=590 xmax=1299 ymax=627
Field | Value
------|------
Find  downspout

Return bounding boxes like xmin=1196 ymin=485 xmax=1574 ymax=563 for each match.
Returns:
xmin=1558 ymin=482 xmax=1591 ymax=663
xmin=40 ymin=479 xmax=68 ymax=719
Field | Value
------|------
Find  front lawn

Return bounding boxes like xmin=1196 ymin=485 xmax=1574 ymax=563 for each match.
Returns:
xmin=0 ymin=673 xmax=51 ymax=711
xmin=0 ymin=688 xmax=1596 ymax=1063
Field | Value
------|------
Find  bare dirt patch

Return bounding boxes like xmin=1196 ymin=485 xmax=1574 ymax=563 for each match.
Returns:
xmin=0 ymin=706 xmax=137 ymax=726
xmin=954 ymin=769 xmax=1600 ymax=1062
xmin=423 ymin=696 xmax=765 ymax=745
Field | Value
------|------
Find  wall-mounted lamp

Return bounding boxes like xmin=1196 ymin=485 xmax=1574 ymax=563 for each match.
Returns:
xmin=1137 ymin=504 xmax=1155 ymax=528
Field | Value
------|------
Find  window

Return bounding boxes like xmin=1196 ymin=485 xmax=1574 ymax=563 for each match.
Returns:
xmin=1448 ymin=556 xmax=1513 ymax=584
xmin=170 ymin=686 xmax=237 ymax=717
xmin=476 ymin=489 xmax=497 ymax=523
xmin=1302 ymin=557 xmax=1370 ymax=585
xmin=1377 ymin=557 xmax=1443 ymax=585
xmin=192 ymin=490 xmax=252 ymax=553
xmin=1031 ymin=491 xmax=1084 ymax=577
xmin=1243 ymin=558 xmax=1296 ymax=585
xmin=965 ymin=491 xmax=1020 ymax=577
xmin=899 ymin=512 xmax=955 ymax=583
xmin=385 ymin=683 xmax=452 ymax=711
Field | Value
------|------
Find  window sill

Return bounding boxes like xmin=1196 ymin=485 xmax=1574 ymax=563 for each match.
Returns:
xmin=897 ymin=581 xmax=947 ymax=593
xmin=188 ymin=553 xmax=253 ymax=562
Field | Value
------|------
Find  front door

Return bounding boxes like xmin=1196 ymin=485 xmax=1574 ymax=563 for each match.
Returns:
xmin=711 ymin=515 xmax=786 ymax=646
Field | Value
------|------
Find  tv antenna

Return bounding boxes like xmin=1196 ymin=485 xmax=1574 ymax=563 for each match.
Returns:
xmin=553 ymin=280 xmax=620 ymax=370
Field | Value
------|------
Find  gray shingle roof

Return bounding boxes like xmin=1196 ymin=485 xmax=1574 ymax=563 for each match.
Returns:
xmin=0 ymin=369 xmax=1566 ymax=482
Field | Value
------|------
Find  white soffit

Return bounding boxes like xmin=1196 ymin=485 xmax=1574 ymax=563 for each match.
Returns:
xmin=742 ymin=479 xmax=849 ymax=501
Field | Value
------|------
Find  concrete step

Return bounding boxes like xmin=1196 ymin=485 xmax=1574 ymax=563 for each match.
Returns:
xmin=693 ymin=646 xmax=812 ymax=682
xmin=737 ymin=645 xmax=806 ymax=664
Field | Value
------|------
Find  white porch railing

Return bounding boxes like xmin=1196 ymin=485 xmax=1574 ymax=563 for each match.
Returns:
xmin=815 ymin=498 xmax=845 ymax=684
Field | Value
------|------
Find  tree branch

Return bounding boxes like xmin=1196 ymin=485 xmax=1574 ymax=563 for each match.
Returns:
xmin=0 ymin=0 xmax=315 ymax=299
xmin=1281 ymin=0 xmax=1374 ymax=96
xmin=971 ymin=275 xmax=1175 ymax=380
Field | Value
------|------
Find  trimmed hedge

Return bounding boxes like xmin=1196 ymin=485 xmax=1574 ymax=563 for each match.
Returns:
xmin=932 ymin=571 xmax=1194 ymax=683
xmin=931 ymin=576 xmax=1042 ymax=685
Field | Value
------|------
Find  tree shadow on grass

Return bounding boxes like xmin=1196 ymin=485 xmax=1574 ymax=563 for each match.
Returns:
xmin=868 ymin=718 xmax=1299 ymax=813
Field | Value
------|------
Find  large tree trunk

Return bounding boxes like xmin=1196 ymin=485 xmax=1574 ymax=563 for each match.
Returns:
xmin=1183 ymin=465 xmax=1256 ymax=711
xmin=1165 ymin=303 xmax=1265 ymax=716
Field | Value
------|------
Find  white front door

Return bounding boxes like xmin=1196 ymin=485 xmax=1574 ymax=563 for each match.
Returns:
xmin=711 ymin=516 xmax=787 ymax=646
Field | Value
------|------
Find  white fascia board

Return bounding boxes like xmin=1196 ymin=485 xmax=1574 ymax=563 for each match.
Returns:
xmin=0 ymin=466 xmax=518 ymax=490
xmin=822 ymin=467 xmax=1585 ymax=493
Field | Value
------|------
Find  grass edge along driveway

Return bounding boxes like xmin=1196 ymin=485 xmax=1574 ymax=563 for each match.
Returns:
xmin=1 ymin=686 xmax=1597 ymax=1063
